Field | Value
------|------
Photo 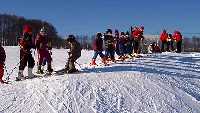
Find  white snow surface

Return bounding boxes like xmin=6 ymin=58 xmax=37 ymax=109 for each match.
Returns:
xmin=1 ymin=46 xmax=200 ymax=113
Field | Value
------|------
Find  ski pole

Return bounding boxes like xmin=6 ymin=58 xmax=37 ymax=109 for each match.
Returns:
xmin=4 ymin=65 xmax=10 ymax=78
xmin=75 ymin=61 xmax=82 ymax=69
xmin=5 ymin=54 xmax=26 ymax=80
xmin=5 ymin=61 xmax=21 ymax=80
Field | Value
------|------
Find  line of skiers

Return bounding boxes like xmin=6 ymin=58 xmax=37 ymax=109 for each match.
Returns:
xmin=90 ymin=26 xmax=145 ymax=65
xmin=0 ymin=24 xmax=183 ymax=83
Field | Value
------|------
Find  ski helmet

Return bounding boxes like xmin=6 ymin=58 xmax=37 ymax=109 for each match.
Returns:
xmin=67 ymin=35 xmax=75 ymax=42
xmin=96 ymin=32 xmax=102 ymax=38
xmin=106 ymin=29 xmax=112 ymax=34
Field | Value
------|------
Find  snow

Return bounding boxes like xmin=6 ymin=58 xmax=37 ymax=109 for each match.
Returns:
xmin=1 ymin=46 xmax=200 ymax=113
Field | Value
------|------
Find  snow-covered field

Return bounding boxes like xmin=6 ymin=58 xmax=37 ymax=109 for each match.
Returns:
xmin=1 ymin=46 xmax=200 ymax=113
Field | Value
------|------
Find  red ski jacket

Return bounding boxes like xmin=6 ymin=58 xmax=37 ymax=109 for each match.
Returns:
xmin=173 ymin=31 xmax=182 ymax=42
xmin=35 ymin=34 xmax=52 ymax=51
xmin=92 ymin=37 xmax=103 ymax=51
xmin=160 ymin=32 xmax=168 ymax=42
xmin=132 ymin=28 xmax=143 ymax=40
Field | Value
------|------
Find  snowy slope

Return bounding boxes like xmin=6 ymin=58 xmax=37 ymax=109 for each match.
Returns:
xmin=0 ymin=46 xmax=200 ymax=113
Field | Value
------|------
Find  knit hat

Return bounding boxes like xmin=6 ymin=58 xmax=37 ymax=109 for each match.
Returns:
xmin=23 ymin=24 xmax=32 ymax=33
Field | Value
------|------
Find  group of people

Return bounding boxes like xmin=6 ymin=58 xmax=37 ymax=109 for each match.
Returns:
xmin=0 ymin=24 xmax=184 ymax=83
xmin=90 ymin=27 xmax=183 ymax=65
xmin=90 ymin=26 xmax=145 ymax=65
xmin=160 ymin=30 xmax=183 ymax=53
xmin=0 ymin=24 xmax=81 ymax=83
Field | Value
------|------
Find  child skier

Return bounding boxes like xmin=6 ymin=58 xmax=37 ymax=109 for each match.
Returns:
xmin=104 ymin=29 xmax=115 ymax=62
xmin=35 ymin=27 xmax=53 ymax=74
xmin=65 ymin=35 xmax=81 ymax=73
xmin=0 ymin=44 xmax=6 ymax=83
xmin=118 ymin=32 xmax=126 ymax=60
xmin=90 ymin=32 xmax=107 ymax=65
xmin=17 ymin=25 xmax=35 ymax=80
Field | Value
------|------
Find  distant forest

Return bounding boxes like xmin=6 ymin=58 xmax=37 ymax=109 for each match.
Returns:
xmin=1 ymin=14 xmax=200 ymax=51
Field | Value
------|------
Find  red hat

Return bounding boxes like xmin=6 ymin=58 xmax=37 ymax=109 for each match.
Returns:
xmin=23 ymin=24 xmax=32 ymax=33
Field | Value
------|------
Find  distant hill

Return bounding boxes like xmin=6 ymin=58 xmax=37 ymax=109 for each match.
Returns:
xmin=0 ymin=14 xmax=64 ymax=48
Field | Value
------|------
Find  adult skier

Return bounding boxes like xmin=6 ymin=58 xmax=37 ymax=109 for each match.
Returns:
xmin=65 ymin=35 xmax=81 ymax=73
xmin=160 ymin=30 xmax=169 ymax=52
xmin=173 ymin=31 xmax=183 ymax=53
xmin=90 ymin=32 xmax=107 ymax=65
xmin=132 ymin=26 xmax=144 ymax=57
xmin=0 ymin=44 xmax=6 ymax=83
xmin=35 ymin=27 xmax=53 ymax=74
xmin=17 ymin=25 xmax=35 ymax=80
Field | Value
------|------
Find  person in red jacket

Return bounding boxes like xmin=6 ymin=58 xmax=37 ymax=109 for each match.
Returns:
xmin=35 ymin=27 xmax=53 ymax=74
xmin=160 ymin=30 xmax=169 ymax=52
xmin=90 ymin=32 xmax=107 ymax=65
xmin=17 ymin=25 xmax=35 ymax=80
xmin=0 ymin=44 xmax=6 ymax=83
xmin=132 ymin=26 xmax=144 ymax=56
xmin=173 ymin=31 xmax=183 ymax=53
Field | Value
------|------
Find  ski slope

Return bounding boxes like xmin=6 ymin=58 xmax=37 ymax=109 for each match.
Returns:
xmin=0 ymin=46 xmax=200 ymax=113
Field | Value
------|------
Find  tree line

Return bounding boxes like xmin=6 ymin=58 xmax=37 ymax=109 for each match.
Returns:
xmin=0 ymin=14 xmax=65 ymax=48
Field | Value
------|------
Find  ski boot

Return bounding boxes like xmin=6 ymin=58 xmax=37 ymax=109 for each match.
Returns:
xmin=16 ymin=70 xmax=25 ymax=81
xmin=47 ymin=65 xmax=53 ymax=74
xmin=0 ymin=79 xmax=8 ymax=84
xmin=36 ymin=65 xmax=44 ymax=74
xmin=90 ymin=59 xmax=97 ymax=66
xmin=27 ymin=68 xmax=36 ymax=79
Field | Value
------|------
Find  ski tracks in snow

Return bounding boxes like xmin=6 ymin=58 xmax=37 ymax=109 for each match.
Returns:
xmin=1 ymin=50 xmax=200 ymax=113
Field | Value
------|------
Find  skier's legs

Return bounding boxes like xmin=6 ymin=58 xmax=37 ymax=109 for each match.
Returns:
xmin=119 ymin=43 xmax=124 ymax=56
xmin=170 ymin=41 xmax=174 ymax=51
xmin=27 ymin=53 xmax=35 ymax=69
xmin=133 ymin=40 xmax=139 ymax=54
xmin=167 ymin=41 xmax=170 ymax=51
xmin=19 ymin=50 xmax=28 ymax=70
xmin=92 ymin=51 xmax=98 ymax=59
xmin=176 ymin=41 xmax=182 ymax=53
xmin=105 ymin=50 xmax=108 ymax=57
xmin=110 ymin=50 xmax=115 ymax=61
xmin=99 ymin=51 xmax=105 ymax=58
xmin=161 ymin=41 xmax=165 ymax=52
xmin=68 ymin=57 xmax=78 ymax=73
xmin=18 ymin=49 xmax=28 ymax=79
xmin=45 ymin=51 xmax=53 ymax=72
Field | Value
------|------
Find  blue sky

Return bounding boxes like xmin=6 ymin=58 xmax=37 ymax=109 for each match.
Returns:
xmin=0 ymin=0 xmax=200 ymax=37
